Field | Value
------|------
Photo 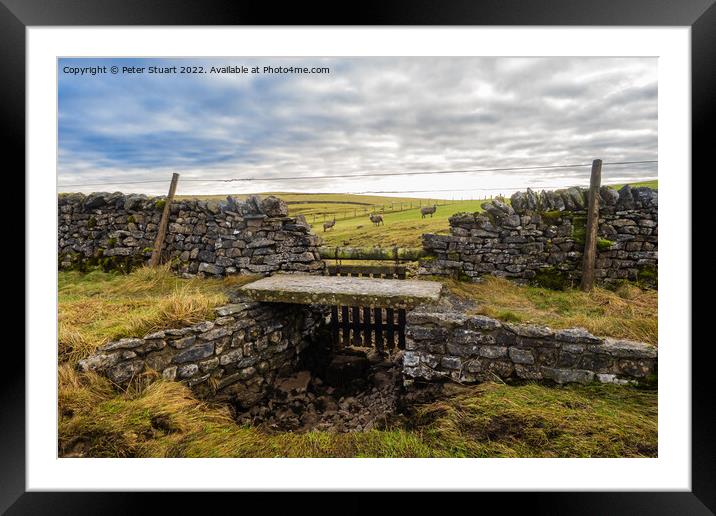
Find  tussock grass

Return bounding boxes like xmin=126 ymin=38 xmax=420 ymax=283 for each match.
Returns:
xmin=413 ymin=382 xmax=657 ymax=458
xmin=440 ymin=276 xmax=657 ymax=345
xmin=58 ymin=266 xmax=256 ymax=363
xmin=57 ymin=262 xmax=657 ymax=458
xmin=58 ymin=366 xmax=657 ymax=458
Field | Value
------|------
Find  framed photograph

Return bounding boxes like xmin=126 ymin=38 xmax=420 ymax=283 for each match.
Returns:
xmin=7 ymin=0 xmax=712 ymax=511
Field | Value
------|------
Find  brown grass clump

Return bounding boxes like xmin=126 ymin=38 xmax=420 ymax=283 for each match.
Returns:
xmin=57 ymin=265 xmax=657 ymax=459
xmin=58 ymin=366 xmax=657 ymax=458
xmin=413 ymin=382 xmax=657 ymax=458
xmin=58 ymin=266 xmax=257 ymax=363
xmin=440 ymin=276 xmax=657 ymax=345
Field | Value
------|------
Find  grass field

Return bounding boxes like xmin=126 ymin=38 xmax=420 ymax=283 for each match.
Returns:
xmin=304 ymin=179 xmax=657 ymax=247
xmin=178 ymin=192 xmax=451 ymax=219
xmin=441 ymin=276 xmax=657 ymax=345
xmin=313 ymin=199 xmax=488 ymax=248
xmin=179 ymin=191 xmax=471 ymax=248
xmin=179 ymin=179 xmax=656 ymax=248
xmin=58 ymin=268 xmax=657 ymax=458
xmin=606 ymin=179 xmax=658 ymax=190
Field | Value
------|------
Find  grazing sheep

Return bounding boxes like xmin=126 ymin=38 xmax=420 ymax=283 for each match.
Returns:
xmin=323 ymin=217 xmax=336 ymax=232
xmin=369 ymin=213 xmax=384 ymax=226
xmin=421 ymin=204 xmax=437 ymax=218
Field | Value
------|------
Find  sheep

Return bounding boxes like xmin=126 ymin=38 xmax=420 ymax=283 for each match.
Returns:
xmin=421 ymin=204 xmax=437 ymax=218
xmin=369 ymin=213 xmax=384 ymax=226
xmin=323 ymin=217 xmax=336 ymax=232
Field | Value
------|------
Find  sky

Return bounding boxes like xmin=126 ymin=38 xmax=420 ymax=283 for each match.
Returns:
xmin=57 ymin=57 xmax=657 ymax=198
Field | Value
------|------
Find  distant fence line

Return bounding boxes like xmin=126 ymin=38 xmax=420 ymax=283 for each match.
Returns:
xmin=307 ymin=199 xmax=463 ymax=224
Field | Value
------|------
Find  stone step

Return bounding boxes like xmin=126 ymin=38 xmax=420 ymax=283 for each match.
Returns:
xmin=240 ymin=273 xmax=443 ymax=309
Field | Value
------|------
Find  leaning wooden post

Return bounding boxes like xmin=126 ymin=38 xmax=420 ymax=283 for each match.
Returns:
xmin=149 ymin=172 xmax=179 ymax=268
xmin=580 ymin=159 xmax=602 ymax=291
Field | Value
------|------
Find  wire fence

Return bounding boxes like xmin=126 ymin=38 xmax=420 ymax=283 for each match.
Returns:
xmin=304 ymin=198 xmax=457 ymax=224
xmin=57 ymin=159 xmax=658 ymax=189
xmin=57 ymin=159 xmax=657 ymax=224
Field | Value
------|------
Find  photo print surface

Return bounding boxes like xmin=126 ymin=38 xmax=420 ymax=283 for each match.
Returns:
xmin=57 ymin=56 xmax=658 ymax=458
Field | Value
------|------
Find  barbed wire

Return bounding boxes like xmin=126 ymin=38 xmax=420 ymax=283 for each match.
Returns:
xmin=57 ymin=159 xmax=657 ymax=188
xmin=348 ymin=178 xmax=658 ymax=195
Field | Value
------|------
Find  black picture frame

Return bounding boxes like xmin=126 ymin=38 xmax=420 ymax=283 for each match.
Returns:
xmin=5 ymin=0 xmax=711 ymax=512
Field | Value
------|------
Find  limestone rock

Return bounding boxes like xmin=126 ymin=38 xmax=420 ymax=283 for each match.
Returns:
xmin=616 ymin=185 xmax=636 ymax=210
xmin=83 ymin=192 xmax=108 ymax=210
xmin=260 ymin=196 xmax=289 ymax=217
xmin=276 ymin=370 xmax=312 ymax=395
xmin=555 ymin=328 xmax=603 ymax=345
xmin=599 ymin=186 xmax=619 ymax=206
xmin=542 ymin=367 xmax=595 ymax=384
xmin=107 ymin=360 xmax=145 ymax=384
xmin=99 ymin=338 xmax=144 ymax=352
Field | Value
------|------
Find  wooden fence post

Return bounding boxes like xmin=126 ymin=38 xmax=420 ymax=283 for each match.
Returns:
xmin=149 ymin=172 xmax=179 ymax=268
xmin=580 ymin=159 xmax=602 ymax=291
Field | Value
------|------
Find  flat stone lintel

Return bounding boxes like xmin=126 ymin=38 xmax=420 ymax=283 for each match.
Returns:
xmin=240 ymin=274 xmax=443 ymax=308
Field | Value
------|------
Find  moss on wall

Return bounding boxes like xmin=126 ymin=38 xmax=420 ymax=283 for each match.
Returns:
xmin=532 ymin=267 xmax=571 ymax=291
xmin=62 ymin=251 xmax=146 ymax=274
xmin=597 ymin=238 xmax=615 ymax=251
xmin=540 ymin=210 xmax=564 ymax=225
xmin=570 ymin=215 xmax=613 ymax=251
xmin=457 ymin=271 xmax=472 ymax=282
xmin=637 ymin=265 xmax=657 ymax=288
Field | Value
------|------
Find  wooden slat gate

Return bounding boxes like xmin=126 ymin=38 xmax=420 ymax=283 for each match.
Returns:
xmin=326 ymin=264 xmax=407 ymax=354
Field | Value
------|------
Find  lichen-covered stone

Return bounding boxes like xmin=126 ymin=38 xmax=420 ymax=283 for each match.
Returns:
xmin=240 ymin=274 xmax=443 ymax=309
xmin=177 ymin=363 xmax=199 ymax=379
xmin=78 ymin=352 xmax=121 ymax=372
xmin=58 ymin=193 xmax=325 ymax=277
xmin=404 ymin=302 xmax=656 ymax=386
xmin=107 ymin=360 xmax=145 ymax=384
xmin=215 ymin=303 xmax=253 ymax=317
xmin=504 ymin=323 xmax=554 ymax=339
xmin=542 ymin=367 xmax=595 ymax=384
xmin=477 ymin=346 xmax=508 ymax=358
xmin=508 ymin=348 xmax=535 ymax=364
xmin=419 ymin=185 xmax=657 ymax=286
xmin=99 ymin=338 xmax=144 ymax=352
xmin=77 ymin=301 xmax=327 ymax=409
xmin=555 ymin=328 xmax=603 ymax=345
xmin=172 ymin=342 xmax=215 ymax=364
xmin=171 ymin=335 xmax=196 ymax=349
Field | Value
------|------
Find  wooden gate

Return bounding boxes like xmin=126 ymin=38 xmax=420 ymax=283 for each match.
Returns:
xmin=326 ymin=264 xmax=407 ymax=353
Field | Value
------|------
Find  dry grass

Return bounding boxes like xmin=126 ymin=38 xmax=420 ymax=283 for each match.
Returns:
xmin=440 ymin=276 xmax=657 ymax=345
xmin=413 ymin=382 xmax=657 ymax=458
xmin=57 ymin=265 xmax=657 ymax=458
xmin=58 ymin=265 xmax=257 ymax=363
xmin=58 ymin=365 xmax=656 ymax=458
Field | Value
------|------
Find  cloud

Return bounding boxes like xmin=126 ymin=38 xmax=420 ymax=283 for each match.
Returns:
xmin=57 ymin=57 xmax=657 ymax=197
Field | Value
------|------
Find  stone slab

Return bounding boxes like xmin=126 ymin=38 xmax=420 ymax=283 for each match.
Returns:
xmin=240 ymin=273 xmax=443 ymax=308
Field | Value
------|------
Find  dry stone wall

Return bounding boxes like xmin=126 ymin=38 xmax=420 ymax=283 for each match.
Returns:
xmin=419 ymin=184 xmax=657 ymax=286
xmin=58 ymin=192 xmax=325 ymax=276
xmin=78 ymin=299 xmax=327 ymax=406
xmin=404 ymin=301 xmax=657 ymax=385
